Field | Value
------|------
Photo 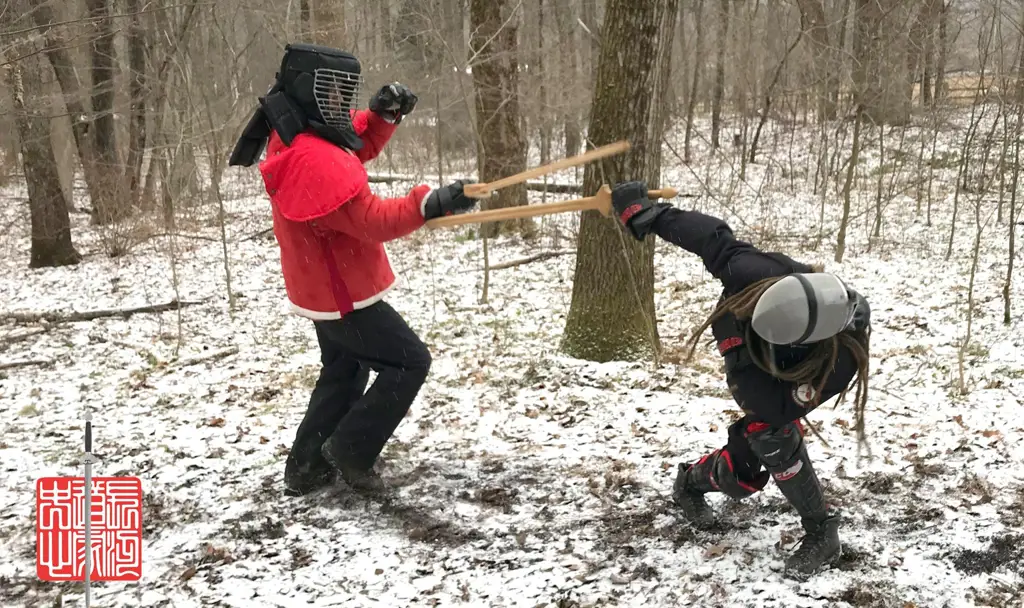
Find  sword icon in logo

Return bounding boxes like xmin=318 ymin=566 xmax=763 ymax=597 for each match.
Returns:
xmin=83 ymin=409 xmax=94 ymax=607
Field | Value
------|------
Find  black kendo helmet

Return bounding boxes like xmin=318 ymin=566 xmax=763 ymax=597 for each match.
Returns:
xmin=750 ymin=272 xmax=861 ymax=345
xmin=275 ymin=43 xmax=362 ymax=132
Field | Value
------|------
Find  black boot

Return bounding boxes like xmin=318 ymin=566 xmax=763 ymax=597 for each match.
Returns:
xmin=747 ymin=421 xmax=841 ymax=578
xmin=283 ymin=455 xmax=334 ymax=496
xmin=672 ymin=459 xmax=717 ymax=529
xmin=785 ymin=511 xmax=841 ymax=579
xmin=321 ymin=435 xmax=387 ymax=494
xmin=764 ymin=436 xmax=841 ymax=578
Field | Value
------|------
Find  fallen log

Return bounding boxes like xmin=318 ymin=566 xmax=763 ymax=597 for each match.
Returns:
xmin=241 ymin=227 xmax=274 ymax=242
xmin=0 ymin=328 xmax=48 ymax=350
xmin=0 ymin=358 xmax=53 ymax=371
xmin=172 ymin=346 xmax=239 ymax=369
xmin=4 ymin=299 xmax=207 ymax=325
xmin=476 ymin=250 xmax=577 ymax=272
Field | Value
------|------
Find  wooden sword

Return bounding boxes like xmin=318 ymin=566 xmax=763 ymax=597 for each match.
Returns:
xmin=462 ymin=141 xmax=632 ymax=199
xmin=426 ymin=184 xmax=679 ymax=229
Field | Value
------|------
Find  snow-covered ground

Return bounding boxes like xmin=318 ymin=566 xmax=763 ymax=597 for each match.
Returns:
xmin=2 ymin=113 xmax=1024 ymax=607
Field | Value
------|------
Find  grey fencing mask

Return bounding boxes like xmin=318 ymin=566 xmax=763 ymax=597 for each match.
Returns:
xmin=750 ymin=273 xmax=857 ymax=345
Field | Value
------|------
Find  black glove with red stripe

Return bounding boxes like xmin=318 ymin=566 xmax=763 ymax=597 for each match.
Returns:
xmin=422 ymin=180 xmax=476 ymax=220
xmin=611 ymin=181 xmax=670 ymax=241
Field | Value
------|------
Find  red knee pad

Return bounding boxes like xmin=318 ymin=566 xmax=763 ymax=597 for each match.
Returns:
xmin=712 ymin=449 xmax=770 ymax=499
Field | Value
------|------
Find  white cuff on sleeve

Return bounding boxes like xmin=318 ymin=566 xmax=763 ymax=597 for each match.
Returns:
xmin=419 ymin=189 xmax=435 ymax=218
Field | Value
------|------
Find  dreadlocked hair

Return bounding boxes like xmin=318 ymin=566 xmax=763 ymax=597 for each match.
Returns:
xmin=684 ymin=276 xmax=872 ymax=450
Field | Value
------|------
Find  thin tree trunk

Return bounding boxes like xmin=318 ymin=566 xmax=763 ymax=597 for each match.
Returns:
xmin=684 ymin=0 xmax=705 ymax=163
xmin=1004 ymin=108 xmax=1021 ymax=324
xmin=555 ymin=0 xmax=582 ymax=159
xmin=835 ymin=106 xmax=863 ymax=263
xmin=934 ymin=0 xmax=948 ymax=101
xmin=85 ymin=0 xmax=125 ymax=225
xmin=562 ymin=0 xmax=666 ymax=363
xmin=711 ymin=0 xmax=730 ymax=148
xmin=998 ymin=110 xmax=1009 ymax=224
xmin=124 ymin=0 xmax=147 ymax=208
xmin=538 ymin=0 xmax=551 ymax=166
xmin=654 ymin=0 xmax=680 ymax=143
xmin=7 ymin=49 xmax=81 ymax=268
xmin=871 ymin=124 xmax=885 ymax=244
xmin=921 ymin=0 xmax=939 ymax=105
xmin=835 ymin=0 xmax=853 ymax=112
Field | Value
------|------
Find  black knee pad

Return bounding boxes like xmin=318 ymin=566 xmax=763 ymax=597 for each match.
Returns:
xmin=746 ymin=421 xmax=803 ymax=469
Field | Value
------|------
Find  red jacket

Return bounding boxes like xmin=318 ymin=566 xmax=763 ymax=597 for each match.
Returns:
xmin=258 ymin=110 xmax=431 ymax=320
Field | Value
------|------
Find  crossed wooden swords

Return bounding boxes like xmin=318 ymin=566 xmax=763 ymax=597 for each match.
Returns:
xmin=426 ymin=140 xmax=678 ymax=229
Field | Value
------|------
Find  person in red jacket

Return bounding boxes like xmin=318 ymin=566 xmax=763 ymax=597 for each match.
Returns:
xmin=229 ymin=43 xmax=477 ymax=496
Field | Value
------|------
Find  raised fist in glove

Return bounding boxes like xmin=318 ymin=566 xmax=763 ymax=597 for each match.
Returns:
xmin=611 ymin=180 xmax=670 ymax=241
xmin=422 ymin=180 xmax=477 ymax=220
xmin=369 ymin=82 xmax=418 ymax=124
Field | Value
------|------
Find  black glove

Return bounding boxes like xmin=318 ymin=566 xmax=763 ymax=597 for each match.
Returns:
xmin=423 ymin=181 xmax=477 ymax=220
xmin=369 ymin=82 xmax=418 ymax=124
xmin=611 ymin=180 xmax=670 ymax=241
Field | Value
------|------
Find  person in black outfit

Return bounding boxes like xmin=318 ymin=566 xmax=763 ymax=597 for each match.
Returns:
xmin=610 ymin=181 xmax=872 ymax=578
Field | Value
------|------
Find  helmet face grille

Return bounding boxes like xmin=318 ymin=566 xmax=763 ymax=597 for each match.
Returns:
xmin=313 ymin=67 xmax=362 ymax=129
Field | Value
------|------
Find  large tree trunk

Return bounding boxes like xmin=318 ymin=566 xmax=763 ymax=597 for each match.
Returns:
xmin=470 ymin=0 xmax=532 ymax=238
xmin=124 ymin=0 xmax=147 ymax=208
xmin=8 ymin=50 xmax=81 ymax=268
xmin=561 ymin=0 xmax=666 ymax=363
xmin=85 ymin=0 xmax=126 ymax=225
xmin=28 ymin=0 xmax=105 ymax=218
xmin=711 ymin=0 xmax=729 ymax=148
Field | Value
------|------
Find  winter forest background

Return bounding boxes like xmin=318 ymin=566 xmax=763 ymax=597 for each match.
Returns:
xmin=3 ymin=0 xmax=1024 ymax=606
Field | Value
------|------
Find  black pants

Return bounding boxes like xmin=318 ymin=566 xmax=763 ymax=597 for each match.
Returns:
xmin=720 ymin=345 xmax=859 ymax=483
xmin=288 ymin=301 xmax=432 ymax=472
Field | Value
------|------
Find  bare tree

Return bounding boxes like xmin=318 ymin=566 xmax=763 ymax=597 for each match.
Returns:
xmin=28 ymin=0 xmax=105 ymax=219
xmin=123 ymin=0 xmax=147 ymax=206
xmin=711 ymin=0 xmax=729 ymax=148
xmin=469 ymin=0 xmax=532 ymax=238
xmin=84 ymin=0 xmax=125 ymax=225
xmin=562 ymin=0 xmax=669 ymax=363
xmin=684 ymin=0 xmax=705 ymax=163
xmin=796 ymin=0 xmax=836 ymax=119
xmin=6 ymin=43 xmax=81 ymax=268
